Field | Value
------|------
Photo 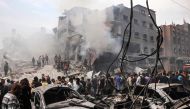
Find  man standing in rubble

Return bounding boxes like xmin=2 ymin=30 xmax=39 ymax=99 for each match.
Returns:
xmin=4 ymin=61 xmax=9 ymax=77
xmin=92 ymin=75 xmax=98 ymax=96
xmin=42 ymin=55 xmax=45 ymax=67
xmin=63 ymin=61 xmax=70 ymax=76
xmin=45 ymin=54 xmax=49 ymax=65
xmin=38 ymin=56 xmax=42 ymax=68
xmin=32 ymin=57 xmax=35 ymax=66
xmin=54 ymin=54 xmax=58 ymax=67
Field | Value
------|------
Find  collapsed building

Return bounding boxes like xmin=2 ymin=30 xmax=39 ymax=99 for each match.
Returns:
xmin=54 ymin=4 xmax=158 ymax=72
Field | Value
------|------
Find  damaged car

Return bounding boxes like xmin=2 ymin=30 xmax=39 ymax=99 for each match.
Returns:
xmin=84 ymin=93 xmax=159 ymax=109
xmin=133 ymin=83 xmax=190 ymax=109
xmin=32 ymin=85 xmax=96 ymax=109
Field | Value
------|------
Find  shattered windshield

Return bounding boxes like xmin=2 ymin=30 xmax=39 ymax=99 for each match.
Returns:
xmin=44 ymin=87 xmax=84 ymax=105
xmin=163 ymin=85 xmax=190 ymax=100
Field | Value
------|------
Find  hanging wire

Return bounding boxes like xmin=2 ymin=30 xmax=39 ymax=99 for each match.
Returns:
xmin=128 ymin=0 xmax=164 ymax=108
xmin=106 ymin=0 xmax=134 ymax=92
xmin=105 ymin=0 xmax=190 ymax=108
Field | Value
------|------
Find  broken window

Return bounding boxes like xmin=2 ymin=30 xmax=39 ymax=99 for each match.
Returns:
xmin=134 ymin=32 xmax=140 ymax=39
xmin=141 ymin=10 xmax=146 ymax=15
xmin=144 ymin=47 xmax=148 ymax=54
xmin=150 ymin=36 xmax=154 ymax=42
xmin=149 ymin=23 xmax=153 ymax=30
xmin=143 ymin=34 xmax=147 ymax=41
xmin=142 ymin=21 xmax=146 ymax=27
xmin=123 ymin=15 xmax=128 ymax=22
xmin=134 ymin=19 xmax=138 ymax=25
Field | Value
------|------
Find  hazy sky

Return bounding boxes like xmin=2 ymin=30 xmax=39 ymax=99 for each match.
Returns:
xmin=0 ymin=0 xmax=190 ymax=35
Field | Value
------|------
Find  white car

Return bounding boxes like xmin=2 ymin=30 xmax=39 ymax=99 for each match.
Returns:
xmin=133 ymin=83 xmax=190 ymax=109
xmin=32 ymin=85 xmax=95 ymax=109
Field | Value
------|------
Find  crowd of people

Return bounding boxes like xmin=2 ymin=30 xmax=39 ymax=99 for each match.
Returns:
xmin=29 ymin=70 xmax=190 ymax=96
xmin=113 ymin=70 xmax=189 ymax=92
xmin=30 ymin=73 xmax=114 ymax=96
xmin=32 ymin=54 xmax=49 ymax=68
xmin=0 ymin=78 xmax=32 ymax=109
xmin=1 ymin=53 xmax=190 ymax=109
xmin=0 ymin=68 xmax=189 ymax=109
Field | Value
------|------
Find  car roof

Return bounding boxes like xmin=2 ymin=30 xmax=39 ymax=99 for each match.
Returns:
xmin=148 ymin=83 xmax=182 ymax=89
xmin=34 ymin=84 xmax=70 ymax=94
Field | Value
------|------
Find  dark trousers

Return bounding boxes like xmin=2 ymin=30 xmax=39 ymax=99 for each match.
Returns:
xmin=4 ymin=70 xmax=8 ymax=76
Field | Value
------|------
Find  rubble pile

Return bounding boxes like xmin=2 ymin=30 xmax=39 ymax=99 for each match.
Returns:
xmin=12 ymin=61 xmax=90 ymax=82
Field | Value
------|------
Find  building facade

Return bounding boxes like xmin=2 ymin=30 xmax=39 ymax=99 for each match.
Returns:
xmin=160 ymin=22 xmax=190 ymax=72
xmin=106 ymin=4 xmax=157 ymax=68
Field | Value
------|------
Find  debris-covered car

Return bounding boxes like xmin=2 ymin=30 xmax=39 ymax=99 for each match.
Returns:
xmin=32 ymin=85 xmax=96 ymax=109
xmin=85 ymin=93 xmax=157 ymax=109
xmin=133 ymin=83 xmax=190 ymax=109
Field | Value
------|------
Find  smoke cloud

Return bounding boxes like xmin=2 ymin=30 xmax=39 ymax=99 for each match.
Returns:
xmin=0 ymin=29 xmax=56 ymax=66
xmin=82 ymin=10 xmax=120 ymax=56
xmin=63 ymin=7 xmax=121 ymax=58
xmin=24 ymin=29 xmax=56 ymax=58
xmin=0 ymin=29 xmax=58 ymax=74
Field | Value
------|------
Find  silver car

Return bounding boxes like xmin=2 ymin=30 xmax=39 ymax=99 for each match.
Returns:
xmin=133 ymin=83 xmax=190 ymax=109
xmin=32 ymin=85 xmax=95 ymax=109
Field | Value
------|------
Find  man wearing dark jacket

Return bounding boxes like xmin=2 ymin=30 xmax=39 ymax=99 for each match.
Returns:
xmin=4 ymin=61 xmax=9 ymax=77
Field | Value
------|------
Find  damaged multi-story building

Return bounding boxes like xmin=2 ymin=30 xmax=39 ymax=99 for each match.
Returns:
xmin=55 ymin=7 xmax=86 ymax=62
xmin=54 ymin=4 xmax=158 ymax=72
xmin=106 ymin=4 xmax=157 ymax=69
xmin=160 ymin=21 xmax=190 ymax=72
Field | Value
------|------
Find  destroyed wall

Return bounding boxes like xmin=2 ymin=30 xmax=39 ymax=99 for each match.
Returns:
xmin=56 ymin=7 xmax=121 ymax=66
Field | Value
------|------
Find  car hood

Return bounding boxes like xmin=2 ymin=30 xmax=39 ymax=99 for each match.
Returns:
xmin=46 ymin=99 xmax=95 ymax=109
xmin=172 ymin=97 xmax=190 ymax=109
xmin=47 ymin=106 xmax=92 ymax=109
